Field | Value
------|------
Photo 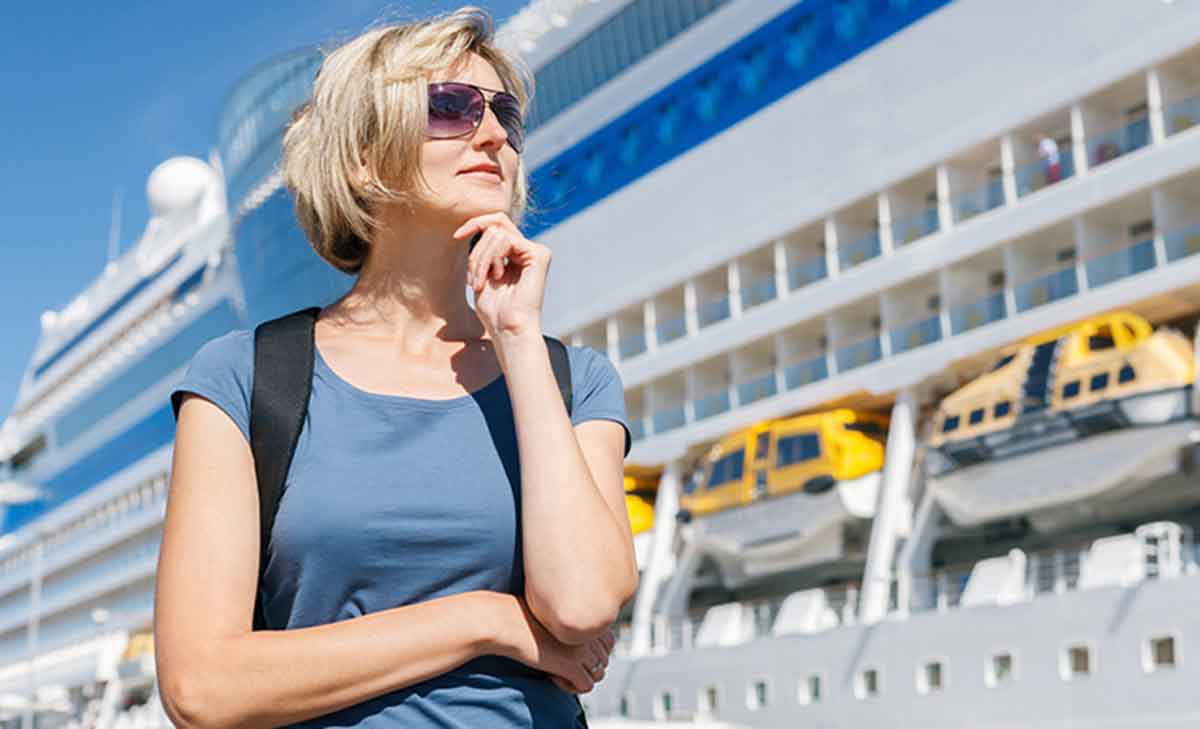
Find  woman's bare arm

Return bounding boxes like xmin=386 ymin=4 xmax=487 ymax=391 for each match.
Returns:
xmin=156 ymin=394 xmax=505 ymax=729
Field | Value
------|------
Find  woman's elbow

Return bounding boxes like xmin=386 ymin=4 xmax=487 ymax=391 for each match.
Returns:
xmin=542 ymin=579 xmax=638 ymax=644
xmin=158 ymin=655 xmax=240 ymax=729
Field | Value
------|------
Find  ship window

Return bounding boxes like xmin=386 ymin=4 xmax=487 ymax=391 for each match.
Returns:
xmin=776 ymin=433 xmax=820 ymax=467
xmin=1090 ymin=372 xmax=1109 ymax=391
xmin=799 ymin=675 xmax=821 ymax=705
xmin=654 ymin=691 xmax=673 ymax=719
xmin=709 ymin=450 xmax=745 ymax=486
xmin=855 ymin=668 xmax=881 ymax=699
xmin=844 ymin=421 xmax=885 ymax=437
xmin=619 ymin=693 xmax=633 ymax=717
xmin=917 ymin=660 xmax=945 ymax=694
xmin=968 ymin=408 xmax=985 ymax=425
xmin=1062 ymin=381 xmax=1081 ymax=399
xmin=699 ymin=684 xmax=719 ymax=714
xmin=1061 ymin=644 xmax=1093 ymax=680
xmin=987 ymin=652 xmax=1015 ymax=687
xmin=1143 ymin=635 xmax=1177 ymax=672
xmin=991 ymin=353 xmax=1016 ymax=371
xmin=1118 ymin=364 xmax=1136 ymax=383
xmin=942 ymin=415 xmax=961 ymax=433
xmin=746 ymin=679 xmax=769 ymax=710
xmin=754 ymin=432 xmax=770 ymax=460
xmin=993 ymin=401 xmax=1012 ymax=418
xmin=1088 ymin=329 xmax=1115 ymax=350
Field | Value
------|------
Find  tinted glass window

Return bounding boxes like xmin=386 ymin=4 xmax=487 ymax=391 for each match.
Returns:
xmin=1062 ymin=381 xmax=1081 ymax=399
xmin=993 ymin=401 xmax=1012 ymax=418
xmin=1118 ymin=364 xmax=1136 ymax=383
xmin=754 ymin=432 xmax=770 ymax=460
xmin=776 ymin=433 xmax=820 ymax=467
xmin=968 ymin=408 xmax=985 ymax=425
xmin=844 ymin=421 xmax=885 ymax=437
xmin=1090 ymin=372 xmax=1109 ymax=391
xmin=709 ymin=449 xmax=745 ymax=486
xmin=942 ymin=415 xmax=960 ymax=433
xmin=991 ymin=354 xmax=1016 ymax=371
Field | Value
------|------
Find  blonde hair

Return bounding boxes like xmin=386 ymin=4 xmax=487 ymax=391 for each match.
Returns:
xmin=281 ymin=6 xmax=533 ymax=275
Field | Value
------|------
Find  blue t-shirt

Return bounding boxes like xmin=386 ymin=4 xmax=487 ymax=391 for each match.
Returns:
xmin=169 ymin=328 xmax=631 ymax=729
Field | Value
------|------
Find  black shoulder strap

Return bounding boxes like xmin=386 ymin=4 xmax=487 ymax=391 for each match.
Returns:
xmin=248 ymin=312 xmax=572 ymax=631
xmin=249 ymin=306 xmax=321 ymax=631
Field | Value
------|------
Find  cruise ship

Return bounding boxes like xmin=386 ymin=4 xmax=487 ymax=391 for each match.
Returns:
xmin=3 ymin=0 xmax=1200 ymax=727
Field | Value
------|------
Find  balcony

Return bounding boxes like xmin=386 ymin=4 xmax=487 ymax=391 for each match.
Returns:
xmin=783 ymin=354 xmax=828 ymax=390
xmin=1014 ymin=266 xmax=1079 ymax=313
xmin=741 ymin=273 xmax=778 ymax=310
xmin=652 ymin=404 xmax=687 ymax=435
xmin=619 ymin=331 xmax=647 ymax=360
xmin=1164 ymin=223 xmax=1200 ymax=263
xmin=1166 ymin=94 xmax=1200 ymax=136
xmin=656 ymin=313 xmax=688 ymax=346
xmin=1015 ymin=153 xmax=1076 ymax=197
xmin=693 ymin=389 xmax=732 ymax=420
xmin=1087 ymin=115 xmax=1151 ymax=168
xmin=950 ymin=292 xmax=1006 ymax=335
xmin=889 ymin=315 xmax=942 ymax=355
xmin=1083 ymin=239 xmax=1156 ymax=289
xmin=952 ymin=179 xmax=1005 ymax=223
xmin=890 ymin=207 xmax=939 ymax=248
xmin=838 ymin=230 xmax=882 ymax=269
xmin=697 ymin=293 xmax=731 ymax=329
xmin=736 ymin=369 xmax=778 ymax=406
xmin=787 ymin=253 xmax=828 ymax=291
xmin=834 ymin=335 xmax=882 ymax=372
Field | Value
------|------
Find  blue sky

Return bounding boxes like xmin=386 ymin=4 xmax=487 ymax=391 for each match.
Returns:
xmin=0 ymin=1 xmax=529 ymax=422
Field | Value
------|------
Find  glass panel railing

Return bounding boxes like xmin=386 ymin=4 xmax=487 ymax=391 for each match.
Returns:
xmin=741 ymin=274 xmax=778 ymax=310
xmin=652 ymin=405 xmax=687 ymax=434
xmin=693 ymin=389 xmax=731 ymax=420
xmin=889 ymin=315 xmax=942 ymax=355
xmin=952 ymin=179 xmax=1005 ymax=223
xmin=1015 ymin=153 xmax=1076 ymax=197
xmin=1084 ymin=239 xmax=1156 ymax=288
xmin=1164 ymin=223 xmax=1200 ymax=263
xmin=736 ymin=370 xmax=778 ymax=406
xmin=835 ymin=336 xmax=882 ymax=372
xmin=1166 ymin=95 xmax=1200 ymax=136
xmin=1087 ymin=115 xmax=1151 ymax=168
xmin=1014 ymin=266 xmax=1079 ymax=312
xmin=783 ymin=354 xmax=828 ymax=389
xmin=618 ymin=332 xmax=647 ymax=360
xmin=787 ymin=254 xmax=828 ymax=291
xmin=629 ymin=419 xmax=646 ymax=442
xmin=950 ymin=292 xmax=1006 ymax=335
xmin=838 ymin=231 xmax=882 ymax=269
xmin=656 ymin=314 xmax=687 ymax=345
xmin=891 ymin=207 xmax=939 ymax=247
xmin=697 ymin=294 xmax=731 ymax=328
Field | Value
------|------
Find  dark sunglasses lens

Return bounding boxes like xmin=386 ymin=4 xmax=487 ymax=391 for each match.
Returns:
xmin=428 ymin=84 xmax=482 ymax=138
xmin=492 ymin=93 xmax=525 ymax=152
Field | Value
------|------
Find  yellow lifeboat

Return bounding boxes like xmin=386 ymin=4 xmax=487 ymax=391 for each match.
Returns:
xmin=928 ymin=311 xmax=1193 ymax=473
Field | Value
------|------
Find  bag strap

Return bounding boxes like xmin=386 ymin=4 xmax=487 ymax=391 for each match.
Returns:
xmin=249 ymin=308 xmax=573 ymax=631
xmin=249 ymin=306 xmax=322 ymax=631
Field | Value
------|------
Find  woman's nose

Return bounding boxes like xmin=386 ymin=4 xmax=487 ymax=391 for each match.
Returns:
xmin=473 ymin=103 xmax=509 ymax=149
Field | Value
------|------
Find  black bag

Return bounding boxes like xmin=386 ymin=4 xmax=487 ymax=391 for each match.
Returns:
xmin=247 ymin=306 xmax=588 ymax=726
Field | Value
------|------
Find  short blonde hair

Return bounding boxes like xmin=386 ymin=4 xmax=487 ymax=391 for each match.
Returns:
xmin=281 ymin=6 xmax=533 ymax=275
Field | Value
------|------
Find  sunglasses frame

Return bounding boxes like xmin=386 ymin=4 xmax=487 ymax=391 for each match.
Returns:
xmin=426 ymin=81 xmax=525 ymax=153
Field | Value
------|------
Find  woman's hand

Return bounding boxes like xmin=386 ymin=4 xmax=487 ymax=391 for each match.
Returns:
xmin=453 ymin=213 xmax=551 ymax=340
xmin=485 ymin=594 xmax=615 ymax=694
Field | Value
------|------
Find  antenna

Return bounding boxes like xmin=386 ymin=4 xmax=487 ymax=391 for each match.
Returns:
xmin=107 ymin=187 xmax=123 ymax=264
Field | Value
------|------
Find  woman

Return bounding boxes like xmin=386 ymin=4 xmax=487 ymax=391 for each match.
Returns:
xmin=154 ymin=7 xmax=637 ymax=729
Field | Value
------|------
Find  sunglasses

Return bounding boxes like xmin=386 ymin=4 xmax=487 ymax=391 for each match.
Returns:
xmin=427 ymin=82 xmax=525 ymax=153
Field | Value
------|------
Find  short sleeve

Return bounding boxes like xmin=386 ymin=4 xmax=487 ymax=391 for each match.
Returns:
xmin=567 ymin=345 xmax=632 ymax=457
xmin=169 ymin=329 xmax=255 ymax=443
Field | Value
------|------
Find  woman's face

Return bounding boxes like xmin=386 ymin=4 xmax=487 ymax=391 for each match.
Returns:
xmin=418 ymin=52 xmax=520 ymax=225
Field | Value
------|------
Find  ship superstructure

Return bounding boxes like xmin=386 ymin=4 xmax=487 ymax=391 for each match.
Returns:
xmin=3 ymin=1 xmax=1200 ymax=728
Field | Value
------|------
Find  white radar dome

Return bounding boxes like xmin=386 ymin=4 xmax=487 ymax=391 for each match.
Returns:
xmin=146 ymin=156 xmax=218 ymax=217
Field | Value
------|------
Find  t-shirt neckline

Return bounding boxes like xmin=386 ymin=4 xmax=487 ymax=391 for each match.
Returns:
xmin=312 ymin=342 xmax=506 ymax=409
